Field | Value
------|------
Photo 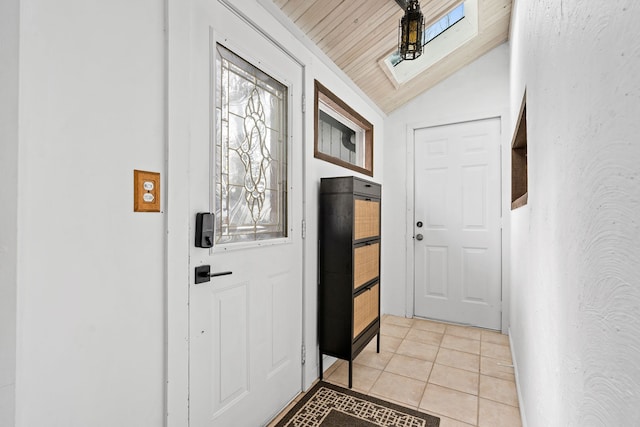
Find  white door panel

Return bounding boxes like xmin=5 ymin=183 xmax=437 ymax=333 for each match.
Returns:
xmin=189 ymin=2 xmax=303 ymax=426
xmin=414 ymin=118 xmax=501 ymax=330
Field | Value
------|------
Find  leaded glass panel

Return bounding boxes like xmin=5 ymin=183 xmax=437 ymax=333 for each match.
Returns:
xmin=215 ymin=44 xmax=288 ymax=244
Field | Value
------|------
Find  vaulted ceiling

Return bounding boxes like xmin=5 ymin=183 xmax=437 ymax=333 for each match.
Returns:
xmin=273 ymin=0 xmax=513 ymax=114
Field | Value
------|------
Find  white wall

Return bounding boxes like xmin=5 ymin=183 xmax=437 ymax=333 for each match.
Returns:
xmin=384 ymin=44 xmax=510 ymax=319
xmin=14 ymin=1 xmax=166 ymax=426
xmin=509 ymin=0 xmax=640 ymax=425
xmin=0 ymin=0 xmax=19 ymax=424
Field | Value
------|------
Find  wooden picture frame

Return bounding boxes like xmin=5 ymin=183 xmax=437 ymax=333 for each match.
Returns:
xmin=314 ymin=80 xmax=374 ymax=177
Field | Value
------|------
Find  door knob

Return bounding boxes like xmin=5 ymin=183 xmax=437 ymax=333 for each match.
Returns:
xmin=416 ymin=234 xmax=423 ymax=241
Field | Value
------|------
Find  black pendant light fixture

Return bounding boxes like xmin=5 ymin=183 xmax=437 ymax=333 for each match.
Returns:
xmin=398 ymin=0 xmax=425 ymax=60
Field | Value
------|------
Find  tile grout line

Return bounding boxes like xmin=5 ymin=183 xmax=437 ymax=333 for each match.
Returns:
xmin=416 ymin=323 xmax=439 ymax=413
xmin=477 ymin=339 xmax=484 ymax=426
xmin=477 ymin=339 xmax=483 ymax=426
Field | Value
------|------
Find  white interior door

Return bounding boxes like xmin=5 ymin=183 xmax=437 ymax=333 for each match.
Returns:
xmin=413 ymin=118 xmax=501 ymax=330
xmin=188 ymin=2 xmax=304 ymax=426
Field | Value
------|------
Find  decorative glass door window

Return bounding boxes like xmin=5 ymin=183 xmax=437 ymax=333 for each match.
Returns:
xmin=215 ymin=44 xmax=288 ymax=244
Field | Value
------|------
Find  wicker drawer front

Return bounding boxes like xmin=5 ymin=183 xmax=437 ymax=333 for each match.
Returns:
xmin=353 ymin=283 xmax=379 ymax=339
xmin=353 ymin=243 xmax=379 ymax=289
xmin=354 ymin=199 xmax=380 ymax=240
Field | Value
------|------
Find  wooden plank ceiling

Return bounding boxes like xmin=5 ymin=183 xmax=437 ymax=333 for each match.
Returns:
xmin=273 ymin=0 xmax=512 ymax=114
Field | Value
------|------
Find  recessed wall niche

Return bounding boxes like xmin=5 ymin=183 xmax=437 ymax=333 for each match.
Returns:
xmin=511 ymin=94 xmax=528 ymax=209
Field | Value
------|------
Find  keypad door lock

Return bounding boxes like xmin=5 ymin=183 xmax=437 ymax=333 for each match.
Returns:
xmin=195 ymin=212 xmax=215 ymax=248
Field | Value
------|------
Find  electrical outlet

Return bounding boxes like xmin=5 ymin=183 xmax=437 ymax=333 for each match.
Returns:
xmin=134 ymin=170 xmax=160 ymax=212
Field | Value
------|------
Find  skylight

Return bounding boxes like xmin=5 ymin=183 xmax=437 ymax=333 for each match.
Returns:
xmin=426 ymin=4 xmax=465 ymax=43
xmin=382 ymin=0 xmax=478 ymax=85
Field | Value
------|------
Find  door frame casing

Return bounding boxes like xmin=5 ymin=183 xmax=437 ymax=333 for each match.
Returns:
xmin=404 ymin=109 xmax=511 ymax=334
xmin=165 ymin=0 xmax=191 ymax=425
xmin=165 ymin=1 xmax=308 ymax=426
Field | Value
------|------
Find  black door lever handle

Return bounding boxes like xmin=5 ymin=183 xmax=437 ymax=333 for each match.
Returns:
xmin=194 ymin=265 xmax=232 ymax=284
xmin=210 ymin=271 xmax=232 ymax=277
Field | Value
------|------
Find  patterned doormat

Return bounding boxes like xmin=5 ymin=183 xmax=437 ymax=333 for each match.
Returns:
xmin=274 ymin=381 xmax=440 ymax=427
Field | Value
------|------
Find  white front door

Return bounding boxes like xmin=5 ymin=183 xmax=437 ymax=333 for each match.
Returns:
xmin=413 ymin=118 xmax=502 ymax=330
xmin=188 ymin=2 xmax=304 ymax=426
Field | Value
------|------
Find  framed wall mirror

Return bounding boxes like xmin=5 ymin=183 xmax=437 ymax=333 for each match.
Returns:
xmin=314 ymin=80 xmax=374 ymax=176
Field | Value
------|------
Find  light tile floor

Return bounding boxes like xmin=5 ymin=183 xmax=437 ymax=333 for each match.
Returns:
xmin=269 ymin=315 xmax=522 ymax=427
